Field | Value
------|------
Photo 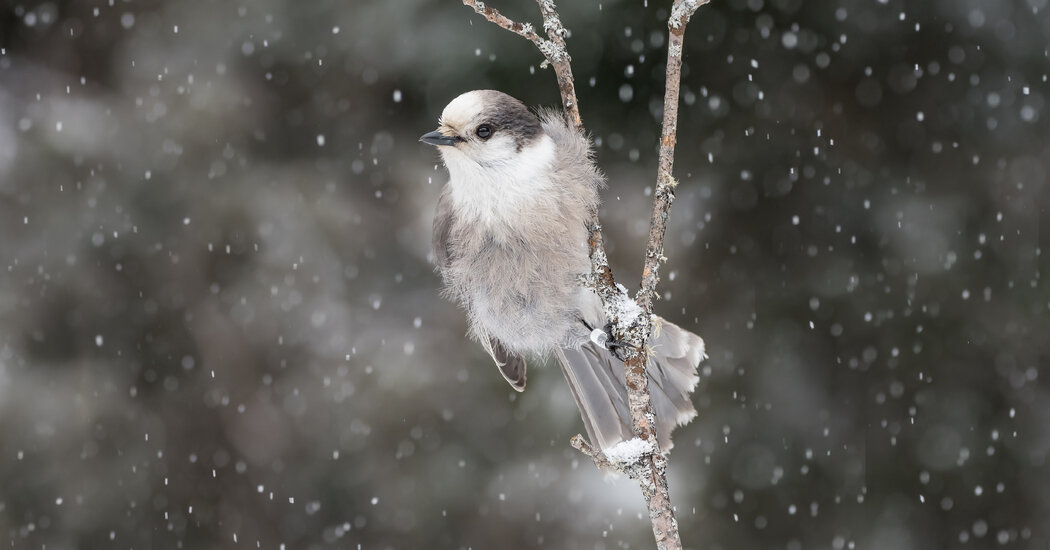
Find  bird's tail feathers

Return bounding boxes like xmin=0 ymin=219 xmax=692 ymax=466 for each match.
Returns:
xmin=555 ymin=316 xmax=705 ymax=452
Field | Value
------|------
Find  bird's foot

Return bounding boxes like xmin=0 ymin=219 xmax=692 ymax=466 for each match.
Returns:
xmin=587 ymin=322 xmax=630 ymax=362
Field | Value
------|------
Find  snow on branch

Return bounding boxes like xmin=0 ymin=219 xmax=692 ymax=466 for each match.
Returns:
xmin=604 ymin=437 xmax=657 ymax=466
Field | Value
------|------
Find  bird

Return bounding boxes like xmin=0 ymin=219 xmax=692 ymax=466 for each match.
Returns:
xmin=421 ymin=90 xmax=705 ymax=451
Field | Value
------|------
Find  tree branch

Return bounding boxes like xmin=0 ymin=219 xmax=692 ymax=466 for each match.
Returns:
xmin=461 ymin=0 xmax=580 ymax=126
xmin=461 ymin=1 xmax=709 ymax=548
xmin=570 ymin=434 xmax=617 ymax=473
xmin=615 ymin=3 xmax=708 ymax=548
xmin=637 ymin=0 xmax=705 ymax=312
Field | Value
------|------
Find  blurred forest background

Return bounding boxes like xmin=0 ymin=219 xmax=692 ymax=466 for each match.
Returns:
xmin=1 ymin=0 xmax=1048 ymax=548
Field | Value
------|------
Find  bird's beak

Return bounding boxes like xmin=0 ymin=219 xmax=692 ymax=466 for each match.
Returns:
xmin=420 ymin=130 xmax=460 ymax=147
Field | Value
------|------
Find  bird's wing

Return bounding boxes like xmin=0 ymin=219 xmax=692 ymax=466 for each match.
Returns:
xmin=431 ymin=187 xmax=455 ymax=273
xmin=432 ymin=187 xmax=525 ymax=389
xmin=480 ymin=336 xmax=527 ymax=392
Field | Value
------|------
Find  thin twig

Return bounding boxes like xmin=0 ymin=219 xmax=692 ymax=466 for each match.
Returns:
xmin=461 ymin=1 xmax=709 ymax=549
xmin=533 ymin=0 xmax=581 ymax=128
xmin=617 ymin=3 xmax=708 ymax=548
xmin=461 ymin=0 xmax=580 ymax=126
xmin=570 ymin=435 xmax=617 ymax=473
xmin=636 ymin=2 xmax=705 ymax=312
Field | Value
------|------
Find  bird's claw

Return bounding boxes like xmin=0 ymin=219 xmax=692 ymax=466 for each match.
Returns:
xmin=583 ymin=319 xmax=630 ymax=361
xmin=601 ymin=322 xmax=629 ymax=349
xmin=589 ymin=323 xmax=629 ymax=362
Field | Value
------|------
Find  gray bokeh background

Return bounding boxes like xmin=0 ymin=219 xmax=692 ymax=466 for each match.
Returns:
xmin=1 ymin=0 xmax=1048 ymax=548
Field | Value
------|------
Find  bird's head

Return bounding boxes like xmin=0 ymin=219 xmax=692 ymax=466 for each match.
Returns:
xmin=420 ymin=90 xmax=544 ymax=172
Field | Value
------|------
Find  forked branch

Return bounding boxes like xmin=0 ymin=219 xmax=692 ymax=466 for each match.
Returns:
xmin=461 ymin=0 xmax=580 ymax=127
xmin=461 ymin=1 xmax=709 ymax=549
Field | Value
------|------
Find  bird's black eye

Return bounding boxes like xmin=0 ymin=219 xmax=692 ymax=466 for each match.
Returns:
xmin=475 ymin=124 xmax=493 ymax=140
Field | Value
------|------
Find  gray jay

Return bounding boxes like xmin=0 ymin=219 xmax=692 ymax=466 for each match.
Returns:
xmin=421 ymin=90 xmax=705 ymax=451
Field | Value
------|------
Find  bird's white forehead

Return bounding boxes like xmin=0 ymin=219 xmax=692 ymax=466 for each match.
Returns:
xmin=441 ymin=91 xmax=486 ymax=129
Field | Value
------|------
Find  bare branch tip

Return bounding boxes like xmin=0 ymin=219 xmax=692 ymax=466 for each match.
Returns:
xmin=571 ymin=435 xmax=619 ymax=473
xmin=668 ymin=0 xmax=710 ymax=29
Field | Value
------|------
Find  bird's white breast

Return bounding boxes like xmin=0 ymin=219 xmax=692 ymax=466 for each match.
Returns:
xmin=441 ymin=135 xmax=556 ymax=229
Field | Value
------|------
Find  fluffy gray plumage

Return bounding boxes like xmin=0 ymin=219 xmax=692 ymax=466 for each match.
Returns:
xmin=425 ymin=90 xmax=705 ymax=451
